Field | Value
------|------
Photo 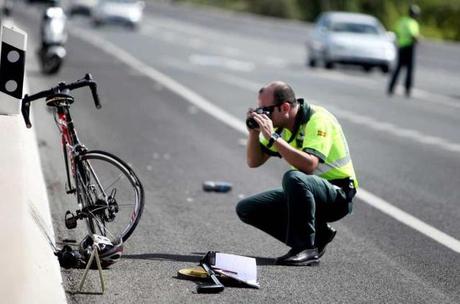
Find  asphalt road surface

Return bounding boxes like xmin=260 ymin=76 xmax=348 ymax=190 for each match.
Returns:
xmin=12 ymin=1 xmax=460 ymax=303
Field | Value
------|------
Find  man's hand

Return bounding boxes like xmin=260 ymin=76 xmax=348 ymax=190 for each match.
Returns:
xmin=251 ymin=112 xmax=273 ymax=140
xmin=246 ymin=109 xmax=270 ymax=168
xmin=246 ymin=108 xmax=260 ymax=134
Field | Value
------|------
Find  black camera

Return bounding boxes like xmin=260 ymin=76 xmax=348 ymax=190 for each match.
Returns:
xmin=246 ymin=108 xmax=271 ymax=129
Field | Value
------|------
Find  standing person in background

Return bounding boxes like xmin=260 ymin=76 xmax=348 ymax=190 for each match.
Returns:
xmin=388 ymin=4 xmax=421 ymax=97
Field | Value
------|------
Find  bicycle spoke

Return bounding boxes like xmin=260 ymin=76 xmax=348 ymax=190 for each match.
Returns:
xmin=103 ymin=173 xmax=125 ymax=190
xmin=75 ymin=151 xmax=144 ymax=243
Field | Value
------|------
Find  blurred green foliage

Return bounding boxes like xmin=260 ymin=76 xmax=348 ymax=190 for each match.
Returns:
xmin=171 ymin=0 xmax=460 ymax=41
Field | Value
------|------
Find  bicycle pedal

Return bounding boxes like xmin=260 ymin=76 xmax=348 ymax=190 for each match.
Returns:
xmin=65 ymin=211 xmax=77 ymax=229
xmin=66 ymin=189 xmax=76 ymax=194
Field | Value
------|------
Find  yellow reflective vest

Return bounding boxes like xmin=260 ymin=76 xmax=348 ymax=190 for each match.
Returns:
xmin=395 ymin=16 xmax=419 ymax=48
xmin=260 ymin=101 xmax=358 ymax=188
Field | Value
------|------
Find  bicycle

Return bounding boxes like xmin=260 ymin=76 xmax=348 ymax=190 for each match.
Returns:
xmin=21 ymin=73 xmax=144 ymax=245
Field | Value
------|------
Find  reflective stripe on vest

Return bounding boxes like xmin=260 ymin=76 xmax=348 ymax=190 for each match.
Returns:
xmin=313 ymin=154 xmax=352 ymax=176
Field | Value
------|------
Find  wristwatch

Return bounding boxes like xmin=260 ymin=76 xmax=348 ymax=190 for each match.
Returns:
xmin=267 ymin=132 xmax=281 ymax=148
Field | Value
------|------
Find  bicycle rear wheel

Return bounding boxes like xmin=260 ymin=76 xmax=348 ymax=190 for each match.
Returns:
xmin=76 ymin=150 xmax=144 ymax=243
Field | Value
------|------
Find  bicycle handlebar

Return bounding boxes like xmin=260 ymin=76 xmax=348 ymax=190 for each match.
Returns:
xmin=21 ymin=73 xmax=101 ymax=128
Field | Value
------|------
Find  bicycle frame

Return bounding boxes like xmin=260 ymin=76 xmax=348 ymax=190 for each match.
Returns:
xmin=53 ymin=100 xmax=85 ymax=195
xmin=54 ymin=99 xmax=112 ymax=218
xmin=54 ymin=100 xmax=110 ymax=235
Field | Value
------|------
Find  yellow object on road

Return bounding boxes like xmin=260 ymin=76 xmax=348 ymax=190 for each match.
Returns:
xmin=177 ymin=266 xmax=209 ymax=280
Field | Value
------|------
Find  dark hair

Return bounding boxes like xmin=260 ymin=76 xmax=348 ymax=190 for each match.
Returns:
xmin=409 ymin=4 xmax=421 ymax=18
xmin=259 ymin=82 xmax=297 ymax=106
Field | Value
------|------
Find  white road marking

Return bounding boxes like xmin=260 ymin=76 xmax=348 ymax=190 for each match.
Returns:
xmin=411 ymin=88 xmax=460 ymax=109
xmin=211 ymin=72 xmax=460 ymax=154
xmin=325 ymin=105 xmax=460 ymax=153
xmin=69 ymin=28 xmax=248 ymax=135
xmin=358 ymin=189 xmax=460 ymax=253
xmin=142 ymin=17 xmax=296 ymax=69
xmin=189 ymin=54 xmax=255 ymax=72
xmin=312 ymin=69 xmax=460 ymax=109
xmin=141 ymin=18 xmax=243 ymax=57
xmin=265 ymin=56 xmax=288 ymax=68
xmin=146 ymin=16 xmax=460 ymax=110
xmin=68 ymin=27 xmax=460 ymax=254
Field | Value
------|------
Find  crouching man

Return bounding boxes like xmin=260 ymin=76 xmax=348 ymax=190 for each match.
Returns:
xmin=236 ymin=81 xmax=358 ymax=266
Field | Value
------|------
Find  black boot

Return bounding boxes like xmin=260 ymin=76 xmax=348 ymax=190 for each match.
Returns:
xmin=316 ymin=224 xmax=337 ymax=258
xmin=276 ymin=248 xmax=319 ymax=266
xmin=275 ymin=248 xmax=297 ymax=264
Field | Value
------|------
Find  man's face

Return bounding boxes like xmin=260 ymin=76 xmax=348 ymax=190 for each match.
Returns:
xmin=257 ymin=88 xmax=282 ymax=127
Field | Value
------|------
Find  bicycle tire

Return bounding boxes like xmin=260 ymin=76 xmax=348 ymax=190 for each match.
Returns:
xmin=75 ymin=150 xmax=144 ymax=243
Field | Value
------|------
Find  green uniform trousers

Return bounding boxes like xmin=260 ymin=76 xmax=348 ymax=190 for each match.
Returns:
xmin=236 ymin=170 xmax=353 ymax=250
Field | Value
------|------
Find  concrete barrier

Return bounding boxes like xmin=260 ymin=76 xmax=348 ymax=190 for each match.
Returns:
xmin=0 ymin=101 xmax=66 ymax=303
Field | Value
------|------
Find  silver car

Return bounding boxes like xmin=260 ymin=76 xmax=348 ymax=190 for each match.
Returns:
xmin=92 ymin=0 xmax=144 ymax=29
xmin=307 ymin=11 xmax=396 ymax=73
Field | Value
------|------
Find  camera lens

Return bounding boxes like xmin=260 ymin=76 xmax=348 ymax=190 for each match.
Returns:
xmin=246 ymin=109 xmax=272 ymax=129
xmin=246 ymin=117 xmax=259 ymax=129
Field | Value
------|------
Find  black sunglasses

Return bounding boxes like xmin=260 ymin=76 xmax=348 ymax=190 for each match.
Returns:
xmin=256 ymin=104 xmax=281 ymax=114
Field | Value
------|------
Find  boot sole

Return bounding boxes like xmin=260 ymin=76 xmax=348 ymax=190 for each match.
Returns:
xmin=278 ymin=258 xmax=320 ymax=267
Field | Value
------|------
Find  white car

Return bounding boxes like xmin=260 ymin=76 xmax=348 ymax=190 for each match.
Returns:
xmin=92 ymin=0 xmax=144 ymax=29
xmin=307 ymin=11 xmax=396 ymax=73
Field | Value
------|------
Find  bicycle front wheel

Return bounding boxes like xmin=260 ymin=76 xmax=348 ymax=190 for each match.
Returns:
xmin=76 ymin=150 xmax=144 ymax=244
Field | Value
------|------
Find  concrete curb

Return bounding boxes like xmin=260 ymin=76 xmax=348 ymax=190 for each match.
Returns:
xmin=0 ymin=111 xmax=67 ymax=303
xmin=1 ymin=14 xmax=66 ymax=303
xmin=0 ymin=105 xmax=67 ymax=303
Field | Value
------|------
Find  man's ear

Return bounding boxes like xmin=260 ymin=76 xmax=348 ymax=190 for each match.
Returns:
xmin=281 ymin=102 xmax=290 ymax=113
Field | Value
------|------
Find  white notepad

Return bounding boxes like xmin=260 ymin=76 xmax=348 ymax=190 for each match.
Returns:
xmin=212 ymin=252 xmax=259 ymax=288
